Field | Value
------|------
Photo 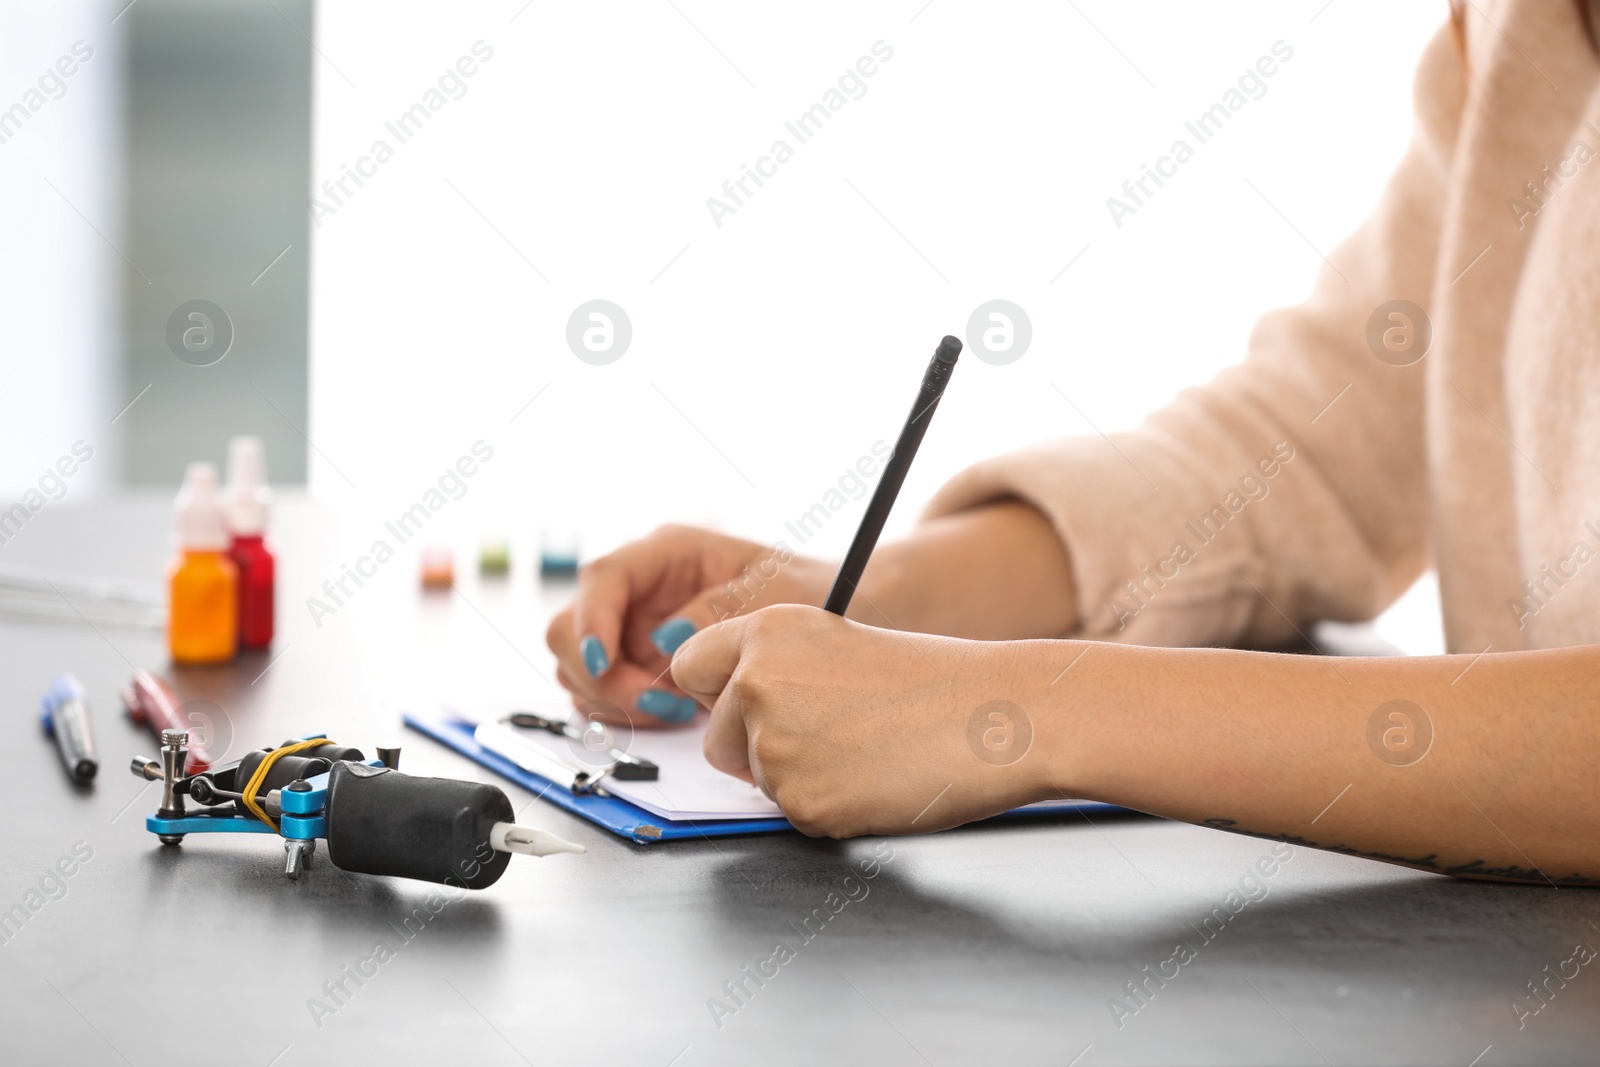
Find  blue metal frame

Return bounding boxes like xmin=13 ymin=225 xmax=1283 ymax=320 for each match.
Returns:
xmin=143 ymin=751 xmax=384 ymax=844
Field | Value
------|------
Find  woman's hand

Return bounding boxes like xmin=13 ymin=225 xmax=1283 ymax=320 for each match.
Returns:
xmin=546 ymin=502 xmax=1079 ymax=727
xmin=672 ymin=608 xmax=1600 ymax=884
xmin=545 ymin=526 xmax=838 ymax=725
xmin=671 ymin=604 xmax=1059 ymax=837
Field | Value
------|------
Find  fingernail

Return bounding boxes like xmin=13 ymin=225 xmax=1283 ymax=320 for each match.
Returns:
xmin=651 ymin=617 xmax=697 ymax=656
xmin=637 ymin=689 xmax=696 ymax=722
xmin=580 ymin=636 xmax=608 ymax=677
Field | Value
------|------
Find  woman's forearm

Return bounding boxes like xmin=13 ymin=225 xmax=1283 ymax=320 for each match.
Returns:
xmin=1039 ymin=641 xmax=1600 ymax=885
xmin=857 ymin=500 xmax=1077 ymax=640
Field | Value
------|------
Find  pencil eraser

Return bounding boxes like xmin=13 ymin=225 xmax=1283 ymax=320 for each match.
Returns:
xmin=935 ymin=335 xmax=962 ymax=363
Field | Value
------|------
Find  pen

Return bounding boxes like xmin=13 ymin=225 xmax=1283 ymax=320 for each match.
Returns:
xmin=41 ymin=674 xmax=98 ymax=784
xmin=823 ymin=334 xmax=963 ymax=616
xmin=121 ymin=669 xmax=214 ymax=773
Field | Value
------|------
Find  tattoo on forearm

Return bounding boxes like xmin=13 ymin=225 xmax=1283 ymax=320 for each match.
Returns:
xmin=1201 ymin=818 xmax=1600 ymax=887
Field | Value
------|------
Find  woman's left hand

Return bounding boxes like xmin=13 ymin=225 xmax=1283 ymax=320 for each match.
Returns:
xmin=671 ymin=605 xmax=1062 ymax=837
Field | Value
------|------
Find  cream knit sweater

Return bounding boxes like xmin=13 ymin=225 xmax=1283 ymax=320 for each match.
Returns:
xmin=927 ymin=0 xmax=1599 ymax=655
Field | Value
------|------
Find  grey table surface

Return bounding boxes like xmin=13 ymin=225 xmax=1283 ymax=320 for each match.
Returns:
xmin=1 ymin=498 xmax=1596 ymax=1067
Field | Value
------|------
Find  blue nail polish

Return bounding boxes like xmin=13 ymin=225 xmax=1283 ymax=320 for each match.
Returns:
xmin=651 ymin=617 xmax=697 ymax=656
xmin=676 ymin=696 xmax=701 ymax=721
xmin=637 ymin=689 xmax=695 ymax=722
xmin=581 ymin=636 xmax=608 ymax=677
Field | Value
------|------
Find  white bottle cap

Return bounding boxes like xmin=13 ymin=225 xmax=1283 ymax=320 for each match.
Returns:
xmin=175 ymin=462 xmax=228 ymax=551
xmin=224 ymin=436 xmax=272 ymax=536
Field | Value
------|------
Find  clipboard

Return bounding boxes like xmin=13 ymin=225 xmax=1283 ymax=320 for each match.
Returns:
xmin=404 ymin=709 xmax=1122 ymax=845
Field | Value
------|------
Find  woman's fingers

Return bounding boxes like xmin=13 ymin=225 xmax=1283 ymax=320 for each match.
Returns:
xmin=672 ymin=617 xmax=754 ymax=778
xmin=635 ymin=544 xmax=806 ymax=661
xmin=702 ymin=701 xmax=756 ymax=785
xmin=553 ymin=658 xmax=699 ymax=727
xmin=564 ymin=525 xmax=711 ymax=678
xmin=670 ymin=615 xmax=745 ymax=702
xmin=635 ymin=591 xmax=730 ymax=663
xmin=570 ymin=553 xmax=639 ymax=680
xmin=552 ymin=600 xmax=699 ymax=726
xmin=548 ymin=528 xmax=826 ymax=727
xmin=546 ymin=607 xmax=594 ymax=695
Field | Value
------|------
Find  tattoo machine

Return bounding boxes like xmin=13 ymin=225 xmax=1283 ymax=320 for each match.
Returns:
xmin=130 ymin=731 xmax=584 ymax=888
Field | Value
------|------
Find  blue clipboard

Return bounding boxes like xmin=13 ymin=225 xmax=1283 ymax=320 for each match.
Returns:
xmin=404 ymin=710 xmax=1121 ymax=845
xmin=404 ymin=711 xmax=789 ymax=843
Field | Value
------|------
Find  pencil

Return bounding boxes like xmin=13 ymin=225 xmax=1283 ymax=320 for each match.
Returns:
xmin=823 ymin=334 xmax=963 ymax=616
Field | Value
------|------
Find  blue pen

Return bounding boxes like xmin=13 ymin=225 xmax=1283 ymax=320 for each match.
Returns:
xmin=41 ymin=674 xmax=97 ymax=784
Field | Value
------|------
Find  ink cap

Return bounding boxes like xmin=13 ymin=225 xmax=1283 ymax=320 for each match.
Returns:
xmin=39 ymin=673 xmax=85 ymax=734
xmin=540 ymin=529 xmax=580 ymax=577
xmin=176 ymin=462 xmax=228 ymax=550
xmin=224 ymin=436 xmax=272 ymax=536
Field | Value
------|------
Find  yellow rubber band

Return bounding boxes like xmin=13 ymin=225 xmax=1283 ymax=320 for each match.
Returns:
xmin=240 ymin=738 xmax=337 ymax=833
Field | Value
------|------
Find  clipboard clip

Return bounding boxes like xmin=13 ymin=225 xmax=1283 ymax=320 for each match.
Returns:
xmin=505 ymin=712 xmax=659 ymax=782
xmin=474 ymin=716 xmax=658 ymax=796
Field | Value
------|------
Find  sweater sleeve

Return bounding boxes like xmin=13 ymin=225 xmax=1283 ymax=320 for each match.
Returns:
xmin=923 ymin=23 xmax=1462 ymax=648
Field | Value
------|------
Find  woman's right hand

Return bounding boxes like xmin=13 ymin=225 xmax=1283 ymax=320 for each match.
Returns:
xmin=544 ymin=525 xmax=838 ymax=725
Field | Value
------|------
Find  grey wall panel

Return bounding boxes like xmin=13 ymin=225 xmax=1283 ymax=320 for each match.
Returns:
xmin=121 ymin=0 xmax=311 ymax=485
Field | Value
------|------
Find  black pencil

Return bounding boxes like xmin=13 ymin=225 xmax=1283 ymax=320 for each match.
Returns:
xmin=823 ymin=334 xmax=963 ymax=616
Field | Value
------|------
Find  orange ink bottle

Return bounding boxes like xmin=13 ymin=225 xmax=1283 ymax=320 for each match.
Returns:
xmin=167 ymin=462 xmax=238 ymax=664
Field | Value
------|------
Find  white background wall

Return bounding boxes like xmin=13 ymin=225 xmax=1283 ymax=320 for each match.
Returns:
xmin=316 ymin=1 xmax=1444 ymax=651
xmin=0 ymin=0 xmax=1453 ymax=675
xmin=0 ymin=1 xmax=121 ymax=499
xmin=308 ymin=0 xmax=1440 ymax=530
